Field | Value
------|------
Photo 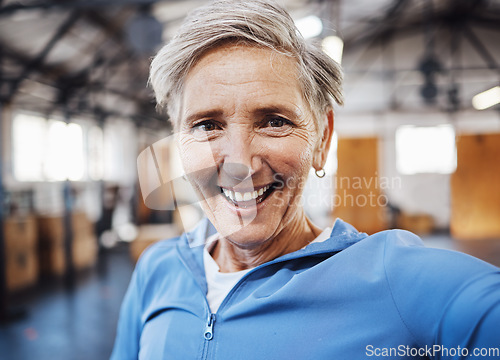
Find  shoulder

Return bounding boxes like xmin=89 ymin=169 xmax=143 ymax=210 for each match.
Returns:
xmin=139 ymin=235 xmax=182 ymax=261
xmin=363 ymin=228 xmax=498 ymax=300
xmin=364 ymin=229 xmax=500 ymax=345
xmin=375 ymin=229 xmax=498 ymax=280
xmin=131 ymin=217 xmax=213 ymax=287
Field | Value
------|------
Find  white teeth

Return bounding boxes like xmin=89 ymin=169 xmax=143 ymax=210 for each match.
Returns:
xmin=222 ymin=184 xmax=273 ymax=203
xmin=223 ymin=189 xmax=236 ymax=201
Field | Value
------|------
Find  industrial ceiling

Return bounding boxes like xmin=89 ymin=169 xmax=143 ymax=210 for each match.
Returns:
xmin=0 ymin=0 xmax=499 ymax=128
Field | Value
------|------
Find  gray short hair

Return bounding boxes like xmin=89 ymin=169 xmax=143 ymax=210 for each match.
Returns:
xmin=149 ymin=0 xmax=343 ymax=133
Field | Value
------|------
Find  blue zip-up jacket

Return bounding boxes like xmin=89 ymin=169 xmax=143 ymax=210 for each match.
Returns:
xmin=111 ymin=219 xmax=500 ymax=359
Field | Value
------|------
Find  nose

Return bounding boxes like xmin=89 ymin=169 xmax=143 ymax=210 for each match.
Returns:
xmin=220 ymin=126 xmax=260 ymax=181
xmin=223 ymin=162 xmax=251 ymax=181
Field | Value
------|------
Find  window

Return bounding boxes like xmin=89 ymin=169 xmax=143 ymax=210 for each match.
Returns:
xmin=44 ymin=120 xmax=85 ymax=181
xmin=396 ymin=125 xmax=457 ymax=175
xmin=12 ymin=113 xmax=46 ymax=181
xmin=87 ymin=125 xmax=104 ymax=181
xmin=102 ymin=120 xmax=137 ymax=184
xmin=12 ymin=113 xmax=85 ymax=181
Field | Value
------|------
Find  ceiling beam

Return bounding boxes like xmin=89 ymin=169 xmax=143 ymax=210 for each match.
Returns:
xmin=83 ymin=8 xmax=133 ymax=48
xmin=462 ymin=25 xmax=499 ymax=72
xmin=0 ymin=43 xmax=66 ymax=79
xmin=7 ymin=10 xmax=81 ymax=102
xmin=346 ymin=0 xmax=412 ymax=49
xmin=469 ymin=14 xmax=500 ymax=31
xmin=344 ymin=0 xmax=500 ymax=50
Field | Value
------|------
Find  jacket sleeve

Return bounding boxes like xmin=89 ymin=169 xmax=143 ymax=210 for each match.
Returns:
xmin=382 ymin=230 xmax=500 ymax=359
xmin=110 ymin=268 xmax=142 ymax=360
xmin=436 ymin=272 xmax=500 ymax=358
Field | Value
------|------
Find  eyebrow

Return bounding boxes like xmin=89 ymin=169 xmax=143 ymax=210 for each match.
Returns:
xmin=183 ymin=110 xmax=224 ymax=125
xmin=183 ymin=105 xmax=303 ymax=125
xmin=253 ymin=106 xmax=303 ymax=119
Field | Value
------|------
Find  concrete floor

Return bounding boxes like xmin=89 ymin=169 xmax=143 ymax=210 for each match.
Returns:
xmin=0 ymin=245 xmax=134 ymax=360
xmin=0 ymin=234 xmax=499 ymax=360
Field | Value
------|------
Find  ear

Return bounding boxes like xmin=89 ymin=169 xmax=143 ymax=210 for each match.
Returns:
xmin=313 ymin=109 xmax=334 ymax=172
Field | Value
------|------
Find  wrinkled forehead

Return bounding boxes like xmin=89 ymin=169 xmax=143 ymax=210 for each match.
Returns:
xmin=171 ymin=43 xmax=303 ymax=129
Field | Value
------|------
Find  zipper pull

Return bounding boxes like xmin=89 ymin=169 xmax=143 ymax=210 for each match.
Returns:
xmin=204 ymin=314 xmax=216 ymax=340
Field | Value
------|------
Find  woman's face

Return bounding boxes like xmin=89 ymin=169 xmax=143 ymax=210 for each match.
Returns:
xmin=177 ymin=44 xmax=331 ymax=247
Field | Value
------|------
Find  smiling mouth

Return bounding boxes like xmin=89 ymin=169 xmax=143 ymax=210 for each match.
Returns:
xmin=220 ymin=183 xmax=277 ymax=207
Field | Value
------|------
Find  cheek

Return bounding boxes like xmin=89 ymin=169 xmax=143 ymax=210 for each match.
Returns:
xmin=177 ymin=142 xmax=219 ymax=203
xmin=178 ymin=136 xmax=219 ymax=179
xmin=265 ymin=135 xmax=315 ymax=179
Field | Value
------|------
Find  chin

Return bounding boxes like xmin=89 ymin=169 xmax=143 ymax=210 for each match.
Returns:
xmin=221 ymin=224 xmax=278 ymax=248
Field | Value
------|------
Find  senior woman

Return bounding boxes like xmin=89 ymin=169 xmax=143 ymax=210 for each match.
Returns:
xmin=112 ymin=1 xmax=500 ymax=359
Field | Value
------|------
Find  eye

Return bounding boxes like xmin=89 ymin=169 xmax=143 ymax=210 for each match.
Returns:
xmin=190 ymin=120 xmax=223 ymax=140
xmin=258 ymin=115 xmax=294 ymax=137
xmin=267 ymin=116 xmax=292 ymax=128
xmin=193 ymin=120 xmax=219 ymax=132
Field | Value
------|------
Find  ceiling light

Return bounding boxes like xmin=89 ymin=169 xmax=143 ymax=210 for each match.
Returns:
xmin=322 ymin=35 xmax=344 ymax=64
xmin=295 ymin=15 xmax=323 ymax=39
xmin=472 ymin=86 xmax=500 ymax=110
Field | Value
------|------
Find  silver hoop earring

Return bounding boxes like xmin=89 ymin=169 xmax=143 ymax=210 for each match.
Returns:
xmin=315 ymin=168 xmax=326 ymax=178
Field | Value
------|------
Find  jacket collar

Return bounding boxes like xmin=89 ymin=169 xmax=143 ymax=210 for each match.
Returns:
xmin=269 ymin=218 xmax=367 ymax=262
xmin=177 ymin=217 xmax=367 ymax=282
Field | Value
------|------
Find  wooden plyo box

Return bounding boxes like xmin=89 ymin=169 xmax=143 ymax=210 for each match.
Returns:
xmin=4 ymin=216 xmax=37 ymax=250
xmin=4 ymin=216 xmax=39 ymax=291
xmin=37 ymin=212 xmax=98 ymax=276
xmin=39 ymin=242 xmax=66 ymax=277
xmin=37 ymin=215 xmax=65 ymax=277
xmin=397 ymin=212 xmax=435 ymax=235
xmin=73 ymin=234 xmax=98 ymax=270
xmin=451 ymin=133 xmax=500 ymax=240
xmin=333 ymin=137 xmax=388 ymax=234
xmin=6 ymin=249 xmax=38 ymax=291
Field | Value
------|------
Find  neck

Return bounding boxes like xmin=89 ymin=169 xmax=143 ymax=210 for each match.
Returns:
xmin=211 ymin=213 xmax=322 ymax=272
